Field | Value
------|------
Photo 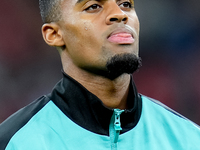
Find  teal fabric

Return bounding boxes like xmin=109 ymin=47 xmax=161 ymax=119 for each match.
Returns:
xmin=117 ymin=96 xmax=200 ymax=150
xmin=6 ymin=96 xmax=200 ymax=150
xmin=6 ymin=101 xmax=110 ymax=150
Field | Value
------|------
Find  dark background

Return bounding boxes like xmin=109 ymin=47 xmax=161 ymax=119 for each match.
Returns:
xmin=0 ymin=0 xmax=200 ymax=125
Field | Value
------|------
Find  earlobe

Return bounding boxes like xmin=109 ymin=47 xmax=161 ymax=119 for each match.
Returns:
xmin=41 ymin=23 xmax=65 ymax=47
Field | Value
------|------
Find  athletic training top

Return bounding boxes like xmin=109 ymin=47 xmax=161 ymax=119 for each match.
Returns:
xmin=0 ymin=72 xmax=200 ymax=150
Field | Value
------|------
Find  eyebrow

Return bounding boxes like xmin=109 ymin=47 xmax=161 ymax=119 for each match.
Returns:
xmin=76 ymin=0 xmax=84 ymax=3
xmin=76 ymin=0 xmax=105 ymax=4
xmin=76 ymin=0 xmax=134 ymax=4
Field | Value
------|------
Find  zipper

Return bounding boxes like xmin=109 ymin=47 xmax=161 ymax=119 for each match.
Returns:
xmin=109 ymin=109 xmax=124 ymax=150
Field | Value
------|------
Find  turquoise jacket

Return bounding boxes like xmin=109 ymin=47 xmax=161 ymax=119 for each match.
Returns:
xmin=1 ymin=73 xmax=200 ymax=150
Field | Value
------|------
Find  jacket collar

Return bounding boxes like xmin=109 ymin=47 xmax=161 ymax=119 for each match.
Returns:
xmin=50 ymin=72 xmax=142 ymax=135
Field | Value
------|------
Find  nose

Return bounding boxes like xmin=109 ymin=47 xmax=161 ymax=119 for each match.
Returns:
xmin=105 ymin=5 xmax=128 ymax=25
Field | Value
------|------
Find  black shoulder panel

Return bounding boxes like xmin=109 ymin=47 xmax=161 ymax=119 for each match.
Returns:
xmin=0 ymin=95 xmax=50 ymax=150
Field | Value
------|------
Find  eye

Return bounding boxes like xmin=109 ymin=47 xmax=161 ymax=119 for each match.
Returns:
xmin=119 ymin=2 xmax=133 ymax=9
xmin=85 ymin=4 xmax=102 ymax=13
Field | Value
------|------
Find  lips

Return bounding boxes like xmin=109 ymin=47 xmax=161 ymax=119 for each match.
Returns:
xmin=107 ymin=29 xmax=134 ymax=44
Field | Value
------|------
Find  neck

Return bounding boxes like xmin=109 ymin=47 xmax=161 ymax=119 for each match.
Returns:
xmin=62 ymin=59 xmax=131 ymax=110
xmin=76 ymin=73 xmax=130 ymax=110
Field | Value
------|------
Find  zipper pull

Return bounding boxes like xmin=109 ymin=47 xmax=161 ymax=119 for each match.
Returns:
xmin=114 ymin=109 xmax=124 ymax=131
xmin=113 ymin=109 xmax=124 ymax=143
xmin=109 ymin=109 xmax=124 ymax=149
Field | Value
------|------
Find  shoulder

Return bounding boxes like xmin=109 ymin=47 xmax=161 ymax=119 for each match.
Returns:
xmin=140 ymin=94 xmax=200 ymax=127
xmin=0 ymin=95 xmax=50 ymax=150
xmin=140 ymin=95 xmax=200 ymax=145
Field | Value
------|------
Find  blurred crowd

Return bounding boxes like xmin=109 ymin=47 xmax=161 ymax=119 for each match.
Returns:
xmin=0 ymin=0 xmax=200 ymax=125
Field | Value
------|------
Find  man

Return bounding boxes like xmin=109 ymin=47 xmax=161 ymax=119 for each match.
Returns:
xmin=0 ymin=0 xmax=200 ymax=149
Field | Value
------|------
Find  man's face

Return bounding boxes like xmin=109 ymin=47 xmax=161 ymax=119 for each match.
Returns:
xmin=58 ymin=0 xmax=140 ymax=75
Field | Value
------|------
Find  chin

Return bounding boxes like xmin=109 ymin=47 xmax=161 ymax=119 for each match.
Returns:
xmin=105 ymin=53 xmax=142 ymax=80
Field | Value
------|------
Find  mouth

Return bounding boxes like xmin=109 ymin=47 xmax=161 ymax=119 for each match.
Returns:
xmin=107 ymin=28 xmax=135 ymax=44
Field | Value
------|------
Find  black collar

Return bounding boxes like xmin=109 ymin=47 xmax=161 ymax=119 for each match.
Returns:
xmin=49 ymin=72 xmax=142 ymax=135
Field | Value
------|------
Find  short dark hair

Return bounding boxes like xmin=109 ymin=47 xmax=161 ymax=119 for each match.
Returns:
xmin=39 ymin=0 xmax=62 ymax=23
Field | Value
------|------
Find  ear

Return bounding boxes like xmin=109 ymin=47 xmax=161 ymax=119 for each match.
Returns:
xmin=41 ymin=23 xmax=65 ymax=47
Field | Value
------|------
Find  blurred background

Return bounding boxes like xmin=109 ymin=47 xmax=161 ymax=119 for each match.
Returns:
xmin=0 ymin=0 xmax=200 ymax=125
